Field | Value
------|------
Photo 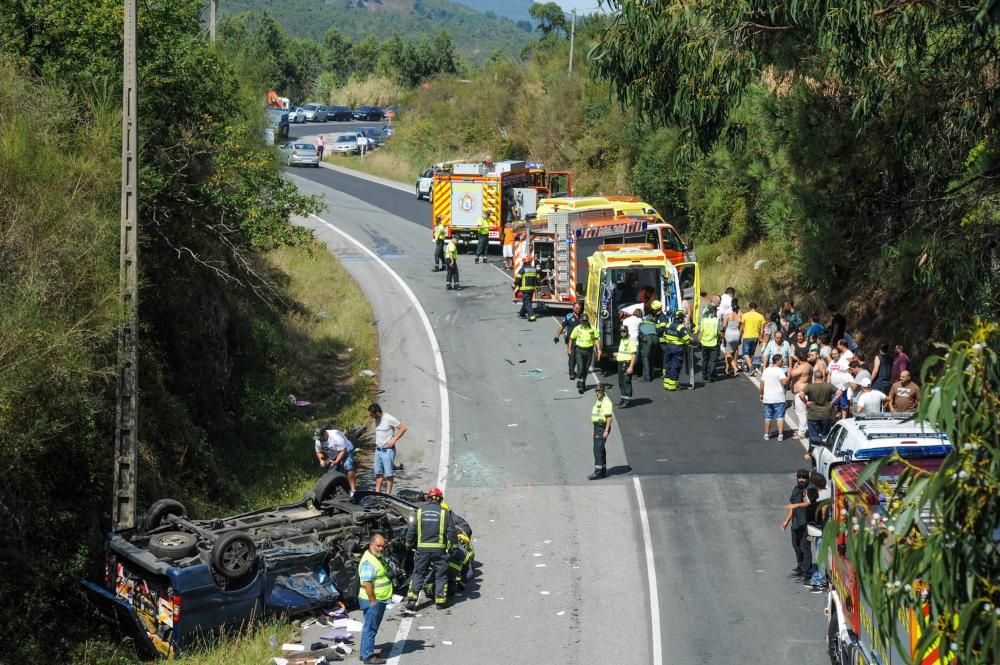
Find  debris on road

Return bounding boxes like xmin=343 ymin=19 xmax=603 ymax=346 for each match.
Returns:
xmin=359 ymin=369 xmax=376 ymax=377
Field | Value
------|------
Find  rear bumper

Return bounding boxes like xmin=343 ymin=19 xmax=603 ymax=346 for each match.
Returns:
xmin=289 ymin=156 xmax=320 ymax=166
xmin=80 ymin=579 xmax=166 ymax=659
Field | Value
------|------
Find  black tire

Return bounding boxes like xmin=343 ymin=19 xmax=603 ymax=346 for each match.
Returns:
xmin=149 ymin=531 xmax=197 ymax=560
xmin=416 ymin=186 xmax=422 ymax=200
xmin=211 ymin=531 xmax=256 ymax=581
xmin=314 ymin=471 xmax=351 ymax=505
xmin=144 ymin=498 xmax=187 ymax=531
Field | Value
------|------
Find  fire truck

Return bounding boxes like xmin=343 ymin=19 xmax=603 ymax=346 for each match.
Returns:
xmin=826 ymin=457 xmax=949 ymax=665
xmin=511 ymin=203 xmax=699 ymax=311
xmin=430 ymin=161 xmax=571 ymax=247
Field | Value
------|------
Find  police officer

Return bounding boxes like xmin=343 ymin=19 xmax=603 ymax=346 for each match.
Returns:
xmin=444 ymin=236 xmax=459 ymax=290
xmin=699 ymin=303 xmax=722 ymax=383
xmin=406 ymin=488 xmax=457 ymax=610
xmin=615 ymin=322 xmax=638 ymax=407
xmin=661 ymin=309 xmax=692 ymax=391
xmin=638 ymin=301 xmax=662 ymax=381
xmin=432 ymin=215 xmax=447 ymax=272
xmin=554 ymin=302 xmax=582 ymax=379
xmin=515 ymin=261 xmax=539 ymax=321
xmin=474 ymin=213 xmax=491 ymax=263
xmin=589 ymin=385 xmax=614 ymax=480
xmin=568 ymin=313 xmax=598 ymax=394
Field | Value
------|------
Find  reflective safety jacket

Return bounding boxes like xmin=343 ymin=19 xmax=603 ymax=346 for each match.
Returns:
xmin=570 ymin=324 xmax=598 ymax=349
xmin=358 ymin=549 xmax=393 ymax=602
xmin=615 ymin=337 xmax=638 ymax=363
xmin=653 ymin=312 xmax=671 ymax=338
xmin=433 ymin=223 xmax=447 ymax=241
xmin=477 ymin=217 xmax=490 ymax=236
xmin=591 ymin=395 xmax=614 ymax=423
xmin=700 ymin=315 xmax=720 ymax=347
xmin=445 ymin=240 xmax=458 ymax=262
xmin=660 ymin=320 xmax=691 ymax=347
xmin=518 ymin=266 xmax=539 ymax=292
xmin=406 ymin=502 xmax=457 ymax=550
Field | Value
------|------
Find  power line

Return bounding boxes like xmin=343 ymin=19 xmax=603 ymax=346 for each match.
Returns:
xmin=0 ymin=0 xmax=75 ymax=49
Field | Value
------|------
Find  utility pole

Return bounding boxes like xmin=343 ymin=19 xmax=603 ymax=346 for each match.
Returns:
xmin=568 ymin=9 xmax=576 ymax=75
xmin=210 ymin=0 xmax=217 ymax=44
xmin=112 ymin=0 xmax=140 ymax=531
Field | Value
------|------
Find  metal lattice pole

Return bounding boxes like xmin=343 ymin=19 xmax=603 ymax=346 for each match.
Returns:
xmin=112 ymin=0 xmax=139 ymax=531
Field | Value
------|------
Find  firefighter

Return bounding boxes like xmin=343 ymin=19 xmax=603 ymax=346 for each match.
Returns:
xmin=569 ymin=313 xmax=598 ymax=394
xmin=589 ymin=384 xmax=614 ymax=480
xmin=638 ymin=301 xmax=662 ymax=381
xmin=514 ymin=261 xmax=539 ymax=321
xmin=661 ymin=309 xmax=692 ymax=391
xmin=615 ymin=322 xmax=638 ymax=407
xmin=432 ymin=215 xmax=447 ymax=272
xmin=406 ymin=487 xmax=457 ymax=610
xmin=444 ymin=236 xmax=459 ymax=290
xmin=474 ymin=212 xmax=491 ymax=263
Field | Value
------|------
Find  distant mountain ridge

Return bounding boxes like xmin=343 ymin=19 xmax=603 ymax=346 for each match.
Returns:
xmin=221 ymin=0 xmax=535 ymax=61
xmin=446 ymin=0 xmax=535 ymax=22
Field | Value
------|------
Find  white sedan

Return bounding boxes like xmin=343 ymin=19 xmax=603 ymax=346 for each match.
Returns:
xmin=287 ymin=107 xmax=306 ymax=123
xmin=330 ymin=132 xmax=361 ymax=155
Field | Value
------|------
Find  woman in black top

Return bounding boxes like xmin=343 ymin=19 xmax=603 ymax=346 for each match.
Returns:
xmin=871 ymin=343 xmax=893 ymax=393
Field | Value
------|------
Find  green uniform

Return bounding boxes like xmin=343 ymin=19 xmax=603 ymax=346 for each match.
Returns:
xmin=571 ymin=324 xmax=598 ymax=393
xmin=699 ymin=314 xmax=721 ymax=382
xmin=590 ymin=394 xmax=614 ymax=477
xmin=445 ymin=239 xmax=459 ymax=289
xmin=615 ymin=337 xmax=638 ymax=405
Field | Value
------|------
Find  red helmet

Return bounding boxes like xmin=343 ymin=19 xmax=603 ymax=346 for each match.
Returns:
xmin=426 ymin=487 xmax=443 ymax=499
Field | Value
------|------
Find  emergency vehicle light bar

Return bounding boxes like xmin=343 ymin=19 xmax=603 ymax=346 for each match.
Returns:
xmin=852 ymin=444 xmax=953 ymax=460
xmin=599 ymin=244 xmax=654 ymax=251
xmin=861 ymin=431 xmax=949 ymax=441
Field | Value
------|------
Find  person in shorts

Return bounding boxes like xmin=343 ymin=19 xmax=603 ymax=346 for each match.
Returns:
xmin=369 ymin=403 xmax=407 ymax=495
xmin=502 ymin=226 xmax=515 ymax=269
xmin=315 ymin=427 xmax=357 ymax=494
xmin=760 ymin=354 xmax=789 ymax=440
xmin=740 ymin=302 xmax=766 ymax=375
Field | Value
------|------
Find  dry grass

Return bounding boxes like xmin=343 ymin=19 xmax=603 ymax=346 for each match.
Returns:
xmin=330 ymin=76 xmax=400 ymax=108
xmin=325 ymin=148 xmax=419 ymax=184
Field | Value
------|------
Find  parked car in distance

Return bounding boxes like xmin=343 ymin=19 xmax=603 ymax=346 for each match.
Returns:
xmin=380 ymin=124 xmax=393 ymax=139
xmin=331 ymin=132 xmax=361 ymax=155
xmin=326 ymin=105 xmax=354 ymax=121
xmin=416 ymin=167 xmax=434 ymax=200
xmin=359 ymin=126 xmax=384 ymax=147
xmin=278 ymin=142 xmax=321 ymax=167
xmin=302 ymin=103 xmax=327 ymax=122
xmin=811 ymin=414 xmax=952 ymax=481
xmin=353 ymin=105 xmax=384 ymax=121
xmin=287 ymin=107 xmax=306 ymax=123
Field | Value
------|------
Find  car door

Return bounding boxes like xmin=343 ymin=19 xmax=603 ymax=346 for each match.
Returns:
xmin=816 ymin=424 xmax=847 ymax=478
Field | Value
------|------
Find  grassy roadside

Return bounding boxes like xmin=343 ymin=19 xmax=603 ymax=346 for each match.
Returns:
xmin=324 ymin=150 xmax=416 ymax=186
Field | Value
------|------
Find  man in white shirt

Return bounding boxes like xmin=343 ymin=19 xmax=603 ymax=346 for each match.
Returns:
xmin=853 ymin=377 xmax=888 ymax=417
xmin=760 ymin=354 xmax=789 ymax=440
xmin=719 ymin=287 xmax=735 ymax=319
xmin=370 ymin=403 xmax=407 ymax=495
xmin=622 ymin=308 xmax=643 ymax=341
xmin=315 ymin=428 xmax=357 ymax=494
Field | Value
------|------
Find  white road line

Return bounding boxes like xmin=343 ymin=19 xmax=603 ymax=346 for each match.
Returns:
xmin=491 ymin=262 xmax=514 ymax=282
xmin=633 ymin=476 xmax=664 ymax=665
xmin=309 ymin=213 xmax=450 ymax=665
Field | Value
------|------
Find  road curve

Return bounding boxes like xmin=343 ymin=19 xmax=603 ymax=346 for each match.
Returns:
xmin=285 ymin=159 xmax=828 ymax=664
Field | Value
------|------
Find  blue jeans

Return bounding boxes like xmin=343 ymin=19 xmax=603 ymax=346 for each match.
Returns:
xmin=359 ymin=597 xmax=387 ymax=660
xmin=810 ymin=536 xmax=826 ymax=586
xmin=374 ymin=447 xmax=395 ymax=477
xmin=763 ymin=401 xmax=786 ymax=420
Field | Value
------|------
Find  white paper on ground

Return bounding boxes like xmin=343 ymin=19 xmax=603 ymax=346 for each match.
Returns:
xmin=443 ymin=641 xmax=454 ymax=645
xmin=343 ymin=619 xmax=364 ymax=632
xmin=392 ymin=594 xmax=404 ymax=603
xmin=281 ymin=643 xmax=305 ymax=651
xmin=272 ymin=659 xmax=288 ymax=665
xmin=332 ymin=618 xmax=348 ymax=628
xmin=418 ymin=625 xmax=435 ymax=630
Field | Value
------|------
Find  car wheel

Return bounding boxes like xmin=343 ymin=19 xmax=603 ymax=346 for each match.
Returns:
xmin=149 ymin=531 xmax=198 ymax=560
xmin=144 ymin=498 xmax=187 ymax=531
xmin=416 ymin=186 xmax=423 ymax=200
xmin=313 ymin=471 xmax=351 ymax=505
xmin=211 ymin=531 xmax=256 ymax=581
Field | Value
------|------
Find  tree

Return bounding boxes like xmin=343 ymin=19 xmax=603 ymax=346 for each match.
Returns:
xmin=831 ymin=322 xmax=1000 ymax=662
xmin=323 ymin=27 xmax=355 ymax=86
xmin=529 ymin=2 xmax=568 ymax=37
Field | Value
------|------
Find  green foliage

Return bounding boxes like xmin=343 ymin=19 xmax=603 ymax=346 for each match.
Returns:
xmin=831 ymin=322 xmax=1000 ymax=663
xmin=220 ymin=0 xmax=534 ymax=63
xmin=593 ymin=1 xmax=1000 ymax=337
xmin=529 ymin=2 xmax=568 ymax=36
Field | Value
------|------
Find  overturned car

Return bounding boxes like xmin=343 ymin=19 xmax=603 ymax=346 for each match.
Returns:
xmin=82 ymin=473 xmax=473 ymax=658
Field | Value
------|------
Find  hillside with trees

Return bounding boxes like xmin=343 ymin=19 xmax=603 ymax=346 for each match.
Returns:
xmin=220 ymin=0 xmax=534 ymax=61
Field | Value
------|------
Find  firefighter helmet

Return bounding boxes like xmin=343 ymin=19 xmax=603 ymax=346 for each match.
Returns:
xmin=651 ymin=300 xmax=663 ymax=311
xmin=674 ymin=309 xmax=686 ymax=320
xmin=427 ymin=487 xmax=444 ymax=500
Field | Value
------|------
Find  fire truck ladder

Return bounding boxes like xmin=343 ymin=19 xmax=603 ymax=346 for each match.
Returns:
xmin=552 ymin=217 xmax=570 ymax=295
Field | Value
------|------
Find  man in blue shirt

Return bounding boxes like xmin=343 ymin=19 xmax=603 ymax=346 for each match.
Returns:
xmin=805 ymin=313 xmax=826 ymax=342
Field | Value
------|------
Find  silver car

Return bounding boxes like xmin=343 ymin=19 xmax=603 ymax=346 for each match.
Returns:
xmin=287 ymin=107 xmax=306 ymax=123
xmin=302 ymin=104 xmax=327 ymax=122
xmin=279 ymin=142 xmax=320 ymax=167
xmin=330 ymin=132 xmax=361 ymax=155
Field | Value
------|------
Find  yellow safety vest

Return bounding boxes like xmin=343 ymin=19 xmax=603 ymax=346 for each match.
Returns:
xmin=615 ymin=337 xmax=638 ymax=363
xmin=358 ymin=549 xmax=393 ymax=602
xmin=591 ymin=396 xmax=613 ymax=423
xmin=477 ymin=217 xmax=490 ymax=235
xmin=571 ymin=325 xmax=597 ymax=349
xmin=700 ymin=315 xmax=720 ymax=347
xmin=445 ymin=241 xmax=458 ymax=261
xmin=433 ymin=224 xmax=447 ymax=240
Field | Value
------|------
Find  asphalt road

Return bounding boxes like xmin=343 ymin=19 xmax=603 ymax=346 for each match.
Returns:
xmin=283 ymin=160 xmax=829 ymax=664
